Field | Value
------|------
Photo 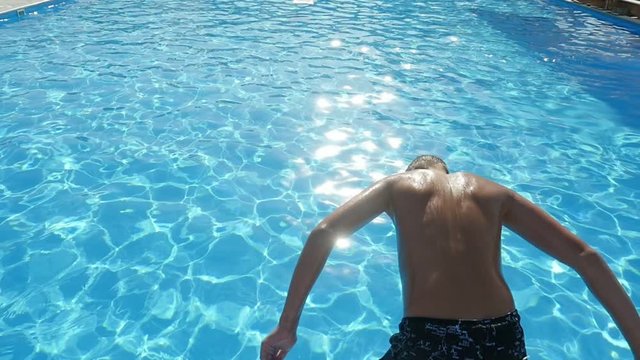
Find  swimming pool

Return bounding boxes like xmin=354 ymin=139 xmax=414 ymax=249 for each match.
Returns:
xmin=1 ymin=0 xmax=639 ymax=358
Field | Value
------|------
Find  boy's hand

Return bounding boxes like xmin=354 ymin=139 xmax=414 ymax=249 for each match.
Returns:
xmin=260 ymin=325 xmax=297 ymax=360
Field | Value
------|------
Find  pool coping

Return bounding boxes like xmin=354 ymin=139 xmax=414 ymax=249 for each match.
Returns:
xmin=1 ymin=0 xmax=638 ymax=33
xmin=545 ymin=0 xmax=640 ymax=33
xmin=1 ymin=0 xmax=52 ymax=14
xmin=571 ymin=0 xmax=640 ymax=25
xmin=0 ymin=0 xmax=62 ymax=22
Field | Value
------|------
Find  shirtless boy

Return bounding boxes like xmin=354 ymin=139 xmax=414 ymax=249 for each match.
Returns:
xmin=261 ymin=155 xmax=640 ymax=359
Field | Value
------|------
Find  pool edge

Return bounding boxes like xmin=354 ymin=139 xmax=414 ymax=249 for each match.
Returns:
xmin=0 ymin=0 xmax=64 ymax=23
xmin=550 ymin=0 xmax=640 ymax=31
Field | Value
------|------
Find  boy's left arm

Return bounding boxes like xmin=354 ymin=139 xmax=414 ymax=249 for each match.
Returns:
xmin=260 ymin=176 xmax=394 ymax=360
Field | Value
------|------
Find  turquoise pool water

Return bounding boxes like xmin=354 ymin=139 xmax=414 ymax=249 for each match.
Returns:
xmin=1 ymin=0 xmax=639 ymax=358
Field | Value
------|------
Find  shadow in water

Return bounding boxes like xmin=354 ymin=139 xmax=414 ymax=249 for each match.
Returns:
xmin=474 ymin=8 xmax=640 ymax=128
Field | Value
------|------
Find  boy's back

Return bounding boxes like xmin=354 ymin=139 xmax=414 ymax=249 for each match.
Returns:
xmin=261 ymin=155 xmax=640 ymax=360
xmin=389 ymin=170 xmax=515 ymax=319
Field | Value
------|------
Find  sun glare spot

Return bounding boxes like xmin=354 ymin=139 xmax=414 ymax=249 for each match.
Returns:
xmin=551 ymin=261 xmax=566 ymax=274
xmin=370 ymin=172 xmax=386 ymax=181
xmin=372 ymin=216 xmax=388 ymax=224
xmin=360 ymin=141 xmax=378 ymax=152
xmin=335 ymin=237 xmax=352 ymax=249
xmin=325 ymin=129 xmax=350 ymax=142
xmin=351 ymin=94 xmax=366 ymax=106
xmin=387 ymin=137 xmax=402 ymax=149
xmin=350 ymin=155 xmax=368 ymax=170
xmin=373 ymin=92 xmax=396 ymax=104
xmin=314 ymin=145 xmax=342 ymax=159
xmin=316 ymin=97 xmax=331 ymax=111
xmin=315 ymin=180 xmax=335 ymax=195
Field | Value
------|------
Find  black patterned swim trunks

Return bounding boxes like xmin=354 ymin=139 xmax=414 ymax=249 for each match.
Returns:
xmin=380 ymin=310 xmax=528 ymax=360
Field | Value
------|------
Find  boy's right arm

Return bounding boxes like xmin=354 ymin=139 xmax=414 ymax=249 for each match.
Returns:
xmin=502 ymin=189 xmax=640 ymax=358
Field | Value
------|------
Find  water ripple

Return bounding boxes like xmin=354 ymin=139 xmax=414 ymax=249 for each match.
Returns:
xmin=0 ymin=0 xmax=639 ymax=358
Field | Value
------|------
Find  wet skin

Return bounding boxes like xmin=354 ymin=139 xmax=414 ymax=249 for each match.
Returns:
xmin=388 ymin=170 xmax=515 ymax=319
xmin=261 ymin=168 xmax=640 ymax=360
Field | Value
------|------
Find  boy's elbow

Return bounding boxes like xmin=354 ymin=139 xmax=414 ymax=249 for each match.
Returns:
xmin=573 ymin=247 xmax=605 ymax=275
xmin=309 ymin=224 xmax=339 ymax=241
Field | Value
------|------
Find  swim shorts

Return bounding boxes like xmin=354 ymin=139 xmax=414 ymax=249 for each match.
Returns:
xmin=380 ymin=310 xmax=528 ymax=360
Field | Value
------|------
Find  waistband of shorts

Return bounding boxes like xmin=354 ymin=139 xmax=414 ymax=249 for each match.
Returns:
xmin=400 ymin=309 xmax=521 ymax=328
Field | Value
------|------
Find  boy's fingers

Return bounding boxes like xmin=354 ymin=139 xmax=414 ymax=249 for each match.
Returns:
xmin=260 ymin=342 xmax=275 ymax=360
xmin=275 ymin=348 xmax=287 ymax=360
